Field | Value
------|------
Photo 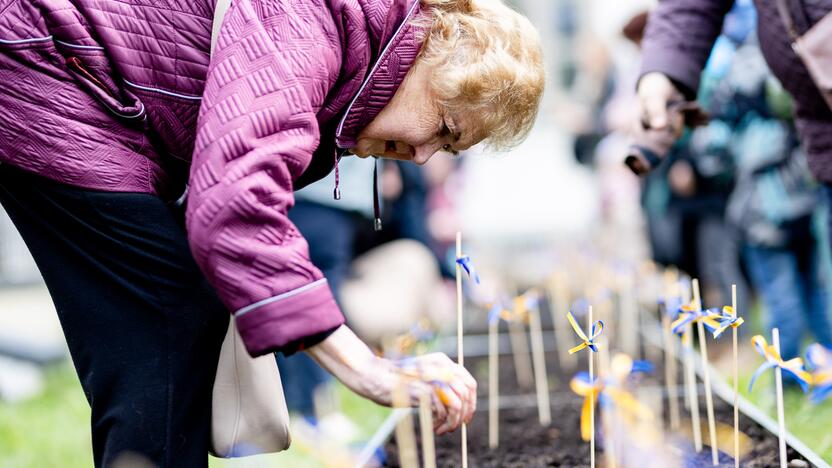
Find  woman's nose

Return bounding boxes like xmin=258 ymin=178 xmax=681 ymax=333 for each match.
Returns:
xmin=412 ymin=142 xmax=444 ymax=165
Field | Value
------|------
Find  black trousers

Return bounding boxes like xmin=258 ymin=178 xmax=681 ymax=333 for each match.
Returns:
xmin=0 ymin=164 xmax=229 ymax=467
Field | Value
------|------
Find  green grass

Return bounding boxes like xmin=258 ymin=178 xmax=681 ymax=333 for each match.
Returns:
xmin=735 ymin=368 xmax=832 ymax=462
xmin=0 ymin=362 xmax=390 ymax=468
xmin=0 ymin=364 xmax=92 ymax=468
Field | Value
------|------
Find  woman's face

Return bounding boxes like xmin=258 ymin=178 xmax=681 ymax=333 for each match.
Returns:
xmin=352 ymin=62 xmax=479 ymax=164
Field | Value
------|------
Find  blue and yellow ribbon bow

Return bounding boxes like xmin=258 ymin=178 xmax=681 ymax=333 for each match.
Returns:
xmin=749 ymin=335 xmax=812 ymax=394
xmin=567 ymin=311 xmax=604 ymax=354
xmin=570 ymin=372 xmax=602 ymax=441
xmin=455 ymin=255 xmax=480 ymax=284
xmin=706 ymin=306 xmax=745 ymax=339
xmin=487 ymin=302 xmax=517 ymax=325
xmin=806 ymin=343 xmax=832 ymax=403
xmin=670 ymin=304 xmax=723 ymax=335
xmin=570 ymin=357 xmax=654 ymax=442
xmin=661 ymin=295 xmax=683 ymax=320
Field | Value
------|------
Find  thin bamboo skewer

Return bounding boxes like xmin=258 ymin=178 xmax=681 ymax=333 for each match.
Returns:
xmin=393 ymin=383 xmax=418 ymax=468
xmin=529 ymin=298 xmax=552 ymax=425
xmin=662 ymin=311 xmax=681 ymax=431
xmin=598 ymin=341 xmax=616 ymax=468
xmin=455 ymin=232 xmax=468 ymax=468
xmin=732 ymin=284 xmax=740 ymax=468
xmin=419 ymin=391 xmax=436 ymax=468
xmin=772 ymin=328 xmax=787 ymax=468
xmin=508 ymin=317 xmax=534 ymax=389
xmin=489 ymin=317 xmax=499 ymax=448
xmin=693 ymin=279 xmax=718 ymax=465
xmin=552 ymin=272 xmax=576 ymax=372
xmin=682 ymin=280 xmax=702 ymax=452
xmin=589 ymin=305 xmax=596 ymax=468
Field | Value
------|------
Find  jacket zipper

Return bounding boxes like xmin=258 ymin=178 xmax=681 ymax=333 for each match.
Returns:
xmin=66 ymin=56 xmax=118 ymax=100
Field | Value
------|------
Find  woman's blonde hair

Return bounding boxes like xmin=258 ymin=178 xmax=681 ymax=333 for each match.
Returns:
xmin=417 ymin=0 xmax=545 ymax=150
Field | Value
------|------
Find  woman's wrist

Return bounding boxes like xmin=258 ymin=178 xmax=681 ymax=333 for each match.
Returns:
xmin=305 ymin=325 xmax=394 ymax=403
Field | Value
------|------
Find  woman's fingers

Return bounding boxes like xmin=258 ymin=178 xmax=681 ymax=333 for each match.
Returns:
xmin=434 ymin=383 xmax=463 ymax=434
xmin=431 ymin=388 xmax=448 ymax=430
xmin=637 ymin=72 xmax=675 ymax=130
xmin=393 ymin=352 xmax=478 ymax=433
xmin=445 ymin=377 xmax=471 ymax=429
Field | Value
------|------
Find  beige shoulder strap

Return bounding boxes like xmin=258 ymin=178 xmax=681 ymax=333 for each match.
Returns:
xmin=211 ymin=0 xmax=232 ymax=55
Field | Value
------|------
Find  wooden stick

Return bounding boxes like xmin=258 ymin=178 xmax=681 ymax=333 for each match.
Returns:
xmin=732 ymin=284 xmax=740 ymax=468
xmin=598 ymin=340 xmax=616 ymax=468
xmin=662 ymin=313 xmax=680 ymax=430
xmin=508 ymin=313 xmax=534 ymax=389
xmin=489 ymin=317 xmax=499 ymax=449
xmin=393 ymin=383 xmax=418 ymax=468
xmin=772 ymin=328 xmax=787 ymax=468
xmin=620 ymin=279 xmax=638 ymax=358
xmin=693 ymin=280 xmax=718 ymax=465
xmin=455 ymin=232 xmax=468 ymax=468
xmin=681 ymin=280 xmax=702 ymax=451
xmin=419 ymin=391 xmax=436 ymax=468
xmin=551 ymin=272 xmax=577 ymax=372
xmin=589 ymin=305 xmax=596 ymax=468
xmin=680 ymin=280 xmax=691 ymax=411
xmin=529 ymin=299 xmax=552 ymax=426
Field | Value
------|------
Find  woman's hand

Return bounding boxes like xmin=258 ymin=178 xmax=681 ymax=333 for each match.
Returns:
xmin=306 ymin=325 xmax=476 ymax=434
xmin=637 ymin=72 xmax=680 ymax=130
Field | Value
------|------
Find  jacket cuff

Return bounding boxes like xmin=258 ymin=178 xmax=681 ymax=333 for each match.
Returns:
xmin=234 ymin=279 xmax=345 ymax=356
xmin=639 ymin=46 xmax=701 ymax=99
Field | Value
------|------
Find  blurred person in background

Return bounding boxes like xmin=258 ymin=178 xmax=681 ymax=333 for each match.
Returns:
xmin=710 ymin=27 xmax=832 ymax=359
xmin=636 ymin=0 xmax=832 ymax=258
xmin=0 ymin=0 xmax=544 ymax=464
xmin=636 ymin=0 xmax=832 ymax=357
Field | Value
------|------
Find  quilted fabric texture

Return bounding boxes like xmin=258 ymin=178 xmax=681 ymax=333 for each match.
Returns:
xmin=0 ymin=0 xmax=423 ymax=355
xmin=641 ymin=0 xmax=832 ymax=182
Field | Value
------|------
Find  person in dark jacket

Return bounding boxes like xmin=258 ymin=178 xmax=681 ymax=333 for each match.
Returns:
xmin=635 ymin=0 xmax=832 ymax=251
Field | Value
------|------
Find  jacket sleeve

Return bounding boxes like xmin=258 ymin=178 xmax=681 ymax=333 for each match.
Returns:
xmin=187 ymin=0 xmax=344 ymax=356
xmin=640 ymin=0 xmax=735 ymax=96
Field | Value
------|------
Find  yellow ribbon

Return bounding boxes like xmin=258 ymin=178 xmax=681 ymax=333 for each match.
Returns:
xmin=749 ymin=335 xmax=812 ymax=393
xmin=570 ymin=374 xmax=601 ymax=441
xmin=569 ymin=355 xmax=654 ymax=442
xmin=567 ymin=311 xmax=604 ymax=354
xmin=710 ymin=305 xmax=745 ymax=339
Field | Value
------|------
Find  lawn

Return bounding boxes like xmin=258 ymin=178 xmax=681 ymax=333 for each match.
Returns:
xmin=0 ymin=363 xmax=390 ymax=468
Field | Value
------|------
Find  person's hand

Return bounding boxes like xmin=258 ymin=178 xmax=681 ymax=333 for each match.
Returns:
xmin=306 ymin=326 xmax=477 ymax=434
xmin=387 ymin=352 xmax=477 ymax=435
xmin=637 ymin=72 xmax=680 ymax=131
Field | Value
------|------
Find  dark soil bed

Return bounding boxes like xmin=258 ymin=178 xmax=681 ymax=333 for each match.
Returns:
xmin=384 ymin=349 xmax=811 ymax=467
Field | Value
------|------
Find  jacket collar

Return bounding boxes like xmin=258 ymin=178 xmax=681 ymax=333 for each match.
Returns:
xmin=334 ymin=0 xmax=423 ymax=149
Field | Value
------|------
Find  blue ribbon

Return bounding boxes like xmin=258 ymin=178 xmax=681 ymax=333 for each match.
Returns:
xmin=488 ymin=303 xmax=502 ymax=325
xmin=663 ymin=296 xmax=683 ymax=320
xmin=748 ymin=335 xmax=812 ymax=394
xmin=455 ymin=255 xmax=480 ymax=284
xmin=806 ymin=343 xmax=832 ymax=403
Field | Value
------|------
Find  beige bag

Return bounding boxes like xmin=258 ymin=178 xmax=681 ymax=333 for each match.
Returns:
xmin=208 ymin=0 xmax=291 ymax=457
xmin=777 ymin=0 xmax=832 ymax=110
xmin=210 ymin=320 xmax=291 ymax=457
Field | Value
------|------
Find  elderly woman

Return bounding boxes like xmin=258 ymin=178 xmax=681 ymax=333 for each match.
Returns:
xmin=0 ymin=0 xmax=543 ymax=464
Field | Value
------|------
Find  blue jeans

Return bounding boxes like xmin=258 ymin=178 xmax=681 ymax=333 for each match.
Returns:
xmin=744 ymin=219 xmax=832 ymax=360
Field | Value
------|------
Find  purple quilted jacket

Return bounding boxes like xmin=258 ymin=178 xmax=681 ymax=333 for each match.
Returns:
xmin=641 ymin=0 xmax=832 ymax=183
xmin=0 ymin=0 xmax=424 ymax=355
